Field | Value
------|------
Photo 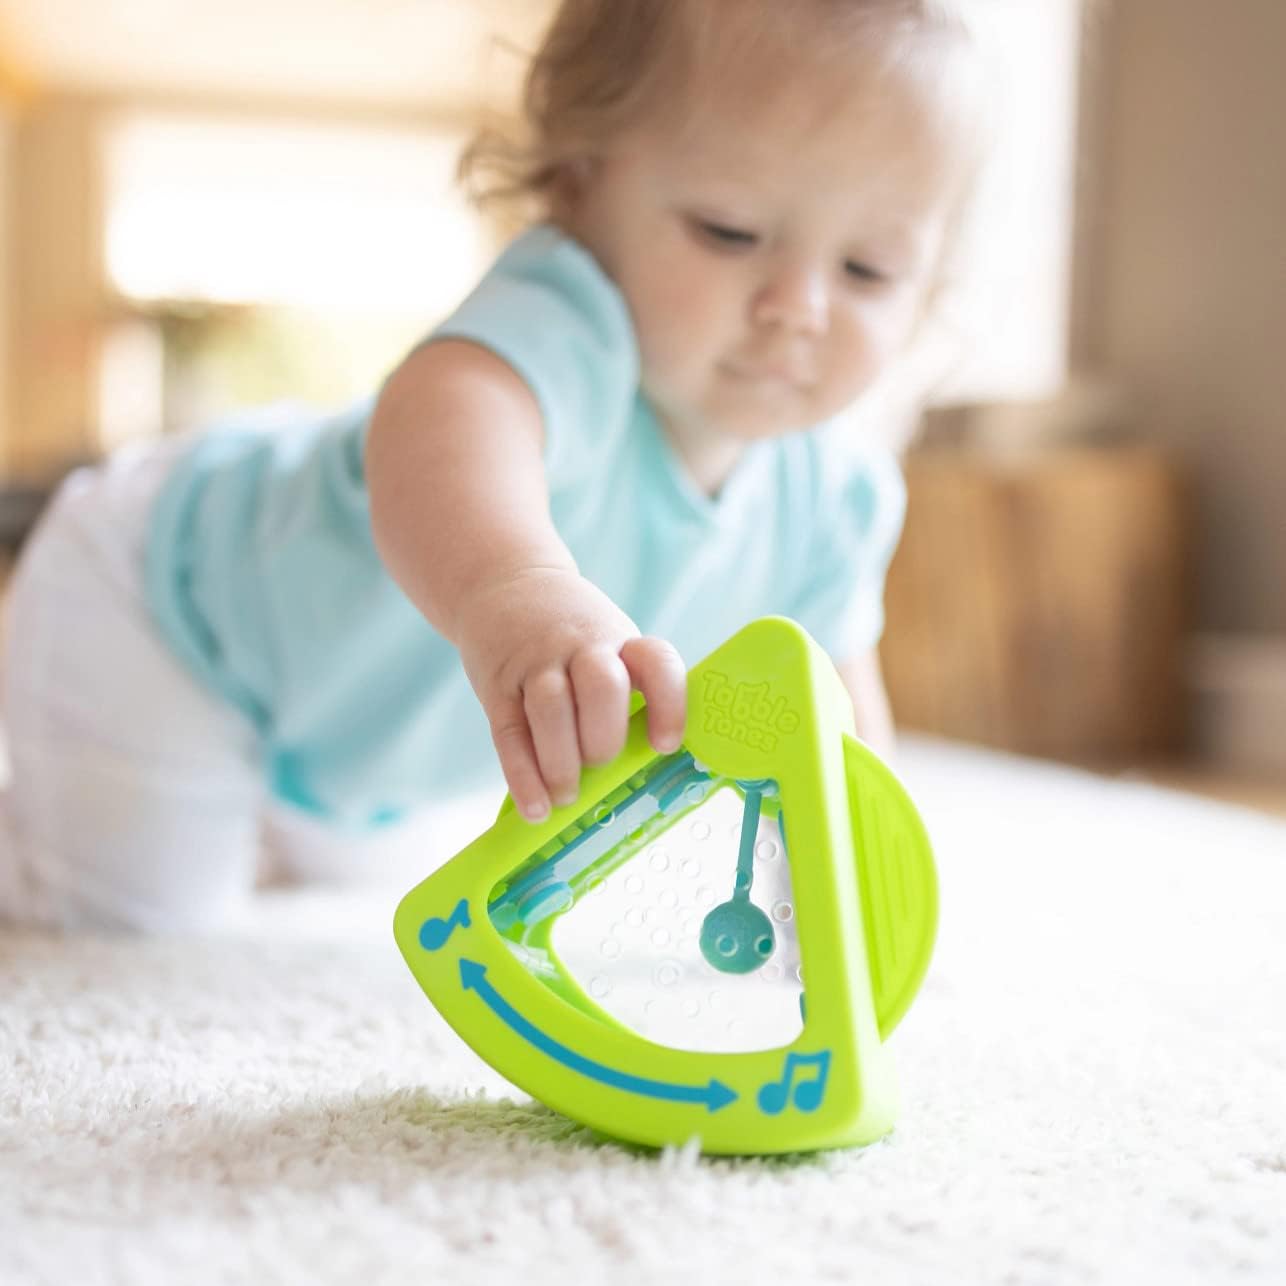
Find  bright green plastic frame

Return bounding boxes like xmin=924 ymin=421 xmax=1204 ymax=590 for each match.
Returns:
xmin=394 ymin=617 xmax=937 ymax=1155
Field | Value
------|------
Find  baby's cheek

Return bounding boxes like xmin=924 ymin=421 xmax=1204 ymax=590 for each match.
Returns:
xmin=630 ymin=280 xmax=682 ymax=357
xmin=644 ymin=270 xmax=716 ymax=346
xmin=836 ymin=304 xmax=912 ymax=392
xmin=865 ymin=295 xmax=924 ymax=368
xmin=635 ymin=327 xmax=693 ymax=403
xmin=821 ymin=336 xmax=880 ymax=410
xmin=637 ymin=299 xmax=718 ymax=399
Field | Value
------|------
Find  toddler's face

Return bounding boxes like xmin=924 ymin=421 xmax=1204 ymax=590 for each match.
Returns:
xmin=564 ymin=40 xmax=969 ymax=451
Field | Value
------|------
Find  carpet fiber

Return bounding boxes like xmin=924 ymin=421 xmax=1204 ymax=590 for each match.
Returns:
xmin=3 ymin=737 xmax=1285 ymax=1285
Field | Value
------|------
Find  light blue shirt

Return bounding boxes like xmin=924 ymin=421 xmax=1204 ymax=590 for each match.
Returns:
xmin=144 ymin=226 xmax=905 ymax=827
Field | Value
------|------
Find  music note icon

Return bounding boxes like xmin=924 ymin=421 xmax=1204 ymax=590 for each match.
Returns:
xmin=419 ymin=898 xmax=471 ymax=952
xmin=756 ymin=1050 xmax=831 ymax=1115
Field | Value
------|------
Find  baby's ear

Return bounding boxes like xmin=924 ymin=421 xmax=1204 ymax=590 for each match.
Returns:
xmin=551 ymin=156 xmax=597 ymax=220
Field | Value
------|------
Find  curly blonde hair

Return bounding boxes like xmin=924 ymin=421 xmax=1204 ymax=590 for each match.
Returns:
xmin=460 ymin=0 xmax=984 ymax=220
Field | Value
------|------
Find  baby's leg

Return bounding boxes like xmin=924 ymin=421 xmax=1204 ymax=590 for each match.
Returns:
xmin=0 ymin=442 xmax=263 ymax=933
xmin=261 ymin=794 xmax=497 ymax=894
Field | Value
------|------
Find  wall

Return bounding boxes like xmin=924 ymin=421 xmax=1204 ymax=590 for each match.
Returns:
xmin=9 ymin=97 xmax=100 ymax=477
xmin=0 ymin=89 xmax=485 ymax=480
xmin=0 ymin=104 xmax=10 ymax=475
xmin=1075 ymin=0 xmax=1286 ymax=636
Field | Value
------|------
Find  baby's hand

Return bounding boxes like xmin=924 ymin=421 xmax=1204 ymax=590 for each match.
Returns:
xmin=453 ymin=568 xmax=688 ymax=822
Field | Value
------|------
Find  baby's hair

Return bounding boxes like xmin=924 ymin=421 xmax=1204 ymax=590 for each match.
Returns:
xmin=462 ymin=0 xmax=995 ymax=434
xmin=460 ymin=0 xmax=988 ymax=219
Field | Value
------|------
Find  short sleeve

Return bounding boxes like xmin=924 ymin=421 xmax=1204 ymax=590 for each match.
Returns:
xmin=789 ymin=444 xmax=907 ymax=658
xmin=427 ymin=225 xmax=640 ymax=493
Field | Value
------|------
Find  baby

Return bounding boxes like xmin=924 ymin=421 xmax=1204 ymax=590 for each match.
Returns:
xmin=0 ymin=0 xmax=984 ymax=931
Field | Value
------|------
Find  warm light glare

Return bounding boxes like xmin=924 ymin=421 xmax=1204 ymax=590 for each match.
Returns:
xmin=935 ymin=0 xmax=1081 ymax=402
xmin=103 ymin=115 xmax=487 ymax=315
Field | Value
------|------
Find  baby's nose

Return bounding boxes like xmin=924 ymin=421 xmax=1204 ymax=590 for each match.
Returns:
xmin=751 ymin=264 xmax=829 ymax=335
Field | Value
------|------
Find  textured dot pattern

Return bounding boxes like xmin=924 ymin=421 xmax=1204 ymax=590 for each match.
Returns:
xmin=552 ymin=779 xmax=803 ymax=1053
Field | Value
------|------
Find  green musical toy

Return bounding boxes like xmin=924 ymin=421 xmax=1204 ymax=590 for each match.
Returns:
xmin=394 ymin=616 xmax=937 ymax=1155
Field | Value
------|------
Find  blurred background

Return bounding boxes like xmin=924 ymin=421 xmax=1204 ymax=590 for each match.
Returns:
xmin=0 ymin=0 xmax=1281 ymax=811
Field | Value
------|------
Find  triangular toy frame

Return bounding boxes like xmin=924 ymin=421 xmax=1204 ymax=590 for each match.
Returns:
xmin=394 ymin=617 xmax=937 ymax=1154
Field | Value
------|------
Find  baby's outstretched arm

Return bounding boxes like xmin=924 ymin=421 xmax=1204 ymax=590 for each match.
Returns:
xmin=366 ymin=340 xmax=687 ymax=822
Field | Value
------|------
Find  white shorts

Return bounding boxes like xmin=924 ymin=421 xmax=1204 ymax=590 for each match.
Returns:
xmin=0 ymin=437 xmax=475 ymax=933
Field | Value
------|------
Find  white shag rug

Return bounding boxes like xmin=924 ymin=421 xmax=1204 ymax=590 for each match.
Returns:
xmin=2 ymin=736 xmax=1285 ymax=1286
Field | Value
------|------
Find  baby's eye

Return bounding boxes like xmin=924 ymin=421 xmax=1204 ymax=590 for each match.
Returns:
xmin=844 ymin=259 xmax=887 ymax=285
xmin=691 ymin=218 xmax=759 ymax=251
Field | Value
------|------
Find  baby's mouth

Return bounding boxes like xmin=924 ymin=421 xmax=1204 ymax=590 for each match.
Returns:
xmin=720 ymin=361 xmax=811 ymax=391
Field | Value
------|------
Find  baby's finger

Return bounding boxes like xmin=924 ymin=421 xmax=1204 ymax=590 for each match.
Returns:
xmin=489 ymin=695 xmax=550 ymax=823
xmin=523 ymin=666 xmax=583 ymax=809
xmin=620 ymin=636 xmax=688 ymax=753
xmin=569 ymin=646 xmax=632 ymax=765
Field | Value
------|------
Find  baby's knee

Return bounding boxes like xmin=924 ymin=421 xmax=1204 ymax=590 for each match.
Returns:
xmin=0 ymin=795 xmax=256 ymax=935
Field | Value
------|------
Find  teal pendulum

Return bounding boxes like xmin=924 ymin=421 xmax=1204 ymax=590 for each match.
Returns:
xmin=699 ymin=779 xmax=777 ymax=974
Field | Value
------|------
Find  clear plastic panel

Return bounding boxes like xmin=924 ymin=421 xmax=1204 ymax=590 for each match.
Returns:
xmin=488 ymin=753 xmax=804 ymax=1054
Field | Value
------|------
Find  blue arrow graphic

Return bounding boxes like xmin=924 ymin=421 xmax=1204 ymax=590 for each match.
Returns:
xmin=458 ymin=959 xmax=737 ymax=1112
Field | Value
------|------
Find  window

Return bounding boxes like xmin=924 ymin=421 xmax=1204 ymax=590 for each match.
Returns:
xmin=95 ymin=2 xmax=1083 ymax=449
xmin=939 ymin=0 xmax=1082 ymax=404
xmin=98 ymin=113 xmax=489 ymax=444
